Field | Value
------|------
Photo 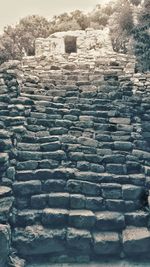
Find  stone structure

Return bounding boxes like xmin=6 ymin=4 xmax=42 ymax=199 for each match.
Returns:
xmin=35 ymin=28 xmax=113 ymax=57
xmin=0 ymin=50 xmax=150 ymax=266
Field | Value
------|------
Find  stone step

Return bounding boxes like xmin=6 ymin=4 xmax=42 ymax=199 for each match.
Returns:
xmin=14 ymin=208 xmax=126 ymax=231
xmin=124 ymin=211 xmax=149 ymax=227
xmin=14 ymin=185 xmax=147 ymax=213
xmin=13 ymin=225 xmax=150 ymax=260
xmin=21 ymin=93 xmax=53 ymax=101
xmin=13 ymin=225 xmax=119 ymax=258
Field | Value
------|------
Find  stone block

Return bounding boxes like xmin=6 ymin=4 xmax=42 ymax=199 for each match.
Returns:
xmin=122 ymin=185 xmax=144 ymax=200
xmin=109 ymin=117 xmax=131 ymax=125
xmin=69 ymin=210 xmax=95 ymax=229
xmin=106 ymin=199 xmax=125 ymax=212
xmin=55 ymin=119 xmax=72 ymax=128
xmin=95 ymin=134 xmax=111 ymax=142
xmin=16 ymin=210 xmax=42 ymax=226
xmin=101 ymin=183 xmax=122 ymax=199
xmin=42 ymin=150 xmax=66 ymax=161
xmin=90 ymin=164 xmax=105 ymax=173
xmin=125 ymin=211 xmax=149 ymax=227
xmin=39 ymin=159 xmax=59 ymax=169
xmin=0 ymin=224 xmax=10 ymax=267
xmin=42 ymin=208 xmax=68 ymax=226
xmin=13 ymin=180 xmax=42 ymax=196
xmin=48 ymin=193 xmax=69 ymax=208
xmin=13 ymin=226 xmax=66 ymax=255
xmin=132 ymin=149 xmax=150 ymax=160
xmin=82 ymin=181 xmax=100 ymax=196
xmin=77 ymin=161 xmax=90 ymax=171
xmin=103 ymin=154 xmax=126 ymax=164
xmin=85 ymin=197 xmax=104 ymax=211
xmin=16 ymin=161 xmax=38 ymax=170
xmin=0 ymin=153 xmax=9 ymax=163
xmin=17 ymin=143 xmax=40 ymax=151
xmin=126 ymin=161 xmax=141 ymax=174
xmin=106 ymin=164 xmax=127 ymax=175
xmin=123 ymin=227 xmax=150 ymax=255
xmin=84 ymin=154 xmax=102 ymax=163
xmin=0 ymin=186 xmax=12 ymax=198
xmin=0 ymin=139 xmax=12 ymax=151
xmin=31 ymin=194 xmax=48 ymax=209
xmin=40 ymin=142 xmax=61 ymax=151
xmin=129 ymin=174 xmax=145 ymax=186
xmin=114 ymin=141 xmax=133 ymax=151
xmin=66 ymin=180 xmax=83 ymax=194
xmin=50 ymin=127 xmax=68 ymax=135
xmin=78 ymin=137 xmax=98 ymax=147
xmin=95 ymin=211 xmax=125 ymax=231
xmin=43 ymin=179 xmax=66 ymax=192
xmin=93 ymin=231 xmax=121 ymax=255
xmin=69 ymin=152 xmax=85 ymax=161
xmin=67 ymin=227 xmax=91 ymax=252
xmin=17 ymin=151 xmax=42 ymax=161
xmin=70 ymin=194 xmax=85 ymax=209
xmin=16 ymin=170 xmax=35 ymax=181
xmin=0 ymin=197 xmax=14 ymax=223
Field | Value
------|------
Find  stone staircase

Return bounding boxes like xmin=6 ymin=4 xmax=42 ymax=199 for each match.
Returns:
xmin=9 ymin=59 xmax=149 ymax=264
xmin=0 ymin=56 xmax=150 ymax=265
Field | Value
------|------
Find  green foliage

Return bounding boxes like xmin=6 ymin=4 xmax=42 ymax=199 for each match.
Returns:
xmin=130 ymin=0 xmax=142 ymax=6
xmin=0 ymin=3 xmax=116 ymax=64
xmin=70 ymin=10 xmax=90 ymax=30
xmin=0 ymin=15 xmax=52 ymax=64
xmin=133 ymin=0 xmax=150 ymax=71
xmin=110 ymin=0 xmax=134 ymax=53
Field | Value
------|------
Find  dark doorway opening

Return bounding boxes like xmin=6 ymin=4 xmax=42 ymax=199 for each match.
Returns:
xmin=64 ymin=36 xmax=77 ymax=54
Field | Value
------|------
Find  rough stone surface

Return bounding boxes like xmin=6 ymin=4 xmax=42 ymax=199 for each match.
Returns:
xmin=123 ymin=227 xmax=150 ymax=255
xmin=93 ymin=232 xmax=121 ymax=255
xmin=0 ymin=224 xmax=11 ymax=267
xmin=0 ymin=43 xmax=150 ymax=264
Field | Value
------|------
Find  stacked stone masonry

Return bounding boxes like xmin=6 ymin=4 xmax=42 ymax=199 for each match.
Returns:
xmin=0 ymin=52 xmax=150 ymax=265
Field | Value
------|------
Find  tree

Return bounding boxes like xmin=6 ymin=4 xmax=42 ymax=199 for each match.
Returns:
xmin=14 ymin=15 xmax=52 ymax=55
xmin=130 ymin=0 xmax=142 ymax=6
xmin=110 ymin=0 xmax=134 ymax=53
xmin=0 ymin=15 xmax=52 ymax=64
xmin=133 ymin=0 xmax=150 ymax=71
xmin=70 ymin=10 xmax=90 ymax=30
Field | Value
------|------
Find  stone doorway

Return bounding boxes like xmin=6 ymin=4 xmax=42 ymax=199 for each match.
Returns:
xmin=64 ymin=36 xmax=77 ymax=54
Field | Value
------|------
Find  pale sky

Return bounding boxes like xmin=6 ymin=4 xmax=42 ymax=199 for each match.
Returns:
xmin=0 ymin=0 xmax=114 ymax=33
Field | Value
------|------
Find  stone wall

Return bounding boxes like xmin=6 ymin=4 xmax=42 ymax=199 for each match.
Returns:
xmin=0 ymin=53 xmax=150 ymax=265
xmin=35 ymin=28 xmax=113 ymax=57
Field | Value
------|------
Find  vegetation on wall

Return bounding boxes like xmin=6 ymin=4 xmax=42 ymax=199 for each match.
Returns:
xmin=133 ymin=0 xmax=150 ymax=71
xmin=0 ymin=15 xmax=51 ymax=63
xmin=109 ymin=0 xmax=134 ymax=54
xmin=0 ymin=0 xmax=149 ymax=72
xmin=0 ymin=3 xmax=114 ymax=64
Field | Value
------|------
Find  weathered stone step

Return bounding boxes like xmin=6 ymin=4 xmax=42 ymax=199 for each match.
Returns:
xmin=123 ymin=227 xmax=150 ymax=256
xmin=0 ymin=196 xmax=14 ymax=223
xmin=15 ymin=208 xmax=126 ymax=232
xmin=12 ymin=224 xmax=121 ymax=258
xmin=95 ymin=211 xmax=125 ymax=231
xmin=21 ymin=93 xmax=53 ymax=101
xmin=16 ymin=150 xmax=66 ymax=161
xmin=13 ymin=225 xmax=67 ymax=256
xmin=13 ymin=224 xmax=150 ymax=260
xmin=125 ymin=211 xmax=149 ymax=227
xmin=15 ymin=168 xmax=74 ymax=181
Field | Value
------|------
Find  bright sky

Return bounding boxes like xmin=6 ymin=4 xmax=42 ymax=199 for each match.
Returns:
xmin=0 ymin=0 xmax=115 ymax=33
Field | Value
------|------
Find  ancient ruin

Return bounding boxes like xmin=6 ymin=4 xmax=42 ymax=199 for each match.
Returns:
xmin=0 ymin=29 xmax=150 ymax=266
xmin=35 ymin=28 xmax=113 ymax=56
